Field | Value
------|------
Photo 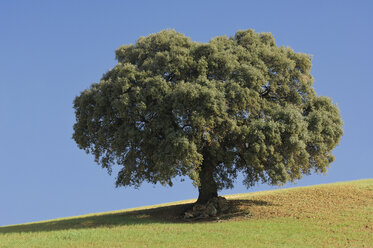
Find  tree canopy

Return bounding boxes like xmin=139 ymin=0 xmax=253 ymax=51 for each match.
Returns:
xmin=73 ymin=29 xmax=343 ymax=203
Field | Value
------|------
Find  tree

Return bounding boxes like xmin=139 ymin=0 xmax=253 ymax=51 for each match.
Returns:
xmin=73 ymin=29 xmax=343 ymax=204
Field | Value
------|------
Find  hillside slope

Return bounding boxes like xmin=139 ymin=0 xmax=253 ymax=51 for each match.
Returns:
xmin=1 ymin=179 xmax=372 ymax=248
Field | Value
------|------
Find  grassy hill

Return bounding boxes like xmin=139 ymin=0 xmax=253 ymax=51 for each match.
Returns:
xmin=1 ymin=179 xmax=372 ymax=248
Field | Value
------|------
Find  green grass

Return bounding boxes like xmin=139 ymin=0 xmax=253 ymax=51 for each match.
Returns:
xmin=1 ymin=179 xmax=372 ymax=248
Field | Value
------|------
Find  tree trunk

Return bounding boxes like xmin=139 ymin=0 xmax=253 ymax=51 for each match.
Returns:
xmin=197 ymin=155 xmax=218 ymax=204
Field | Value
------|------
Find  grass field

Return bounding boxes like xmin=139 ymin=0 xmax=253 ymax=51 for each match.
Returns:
xmin=1 ymin=179 xmax=372 ymax=247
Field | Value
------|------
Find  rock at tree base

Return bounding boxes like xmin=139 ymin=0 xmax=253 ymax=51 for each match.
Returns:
xmin=184 ymin=196 xmax=228 ymax=219
xmin=206 ymin=204 xmax=218 ymax=216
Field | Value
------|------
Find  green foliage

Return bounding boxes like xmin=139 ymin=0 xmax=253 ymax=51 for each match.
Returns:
xmin=73 ymin=29 xmax=343 ymax=190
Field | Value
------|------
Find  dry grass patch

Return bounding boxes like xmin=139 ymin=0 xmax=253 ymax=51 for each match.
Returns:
xmin=229 ymin=184 xmax=373 ymax=220
xmin=137 ymin=182 xmax=373 ymax=225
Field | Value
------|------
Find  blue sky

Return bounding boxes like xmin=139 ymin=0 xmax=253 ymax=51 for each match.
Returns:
xmin=0 ymin=0 xmax=372 ymax=226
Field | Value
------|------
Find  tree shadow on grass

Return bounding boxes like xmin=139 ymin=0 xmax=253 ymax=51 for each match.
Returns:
xmin=0 ymin=199 xmax=272 ymax=234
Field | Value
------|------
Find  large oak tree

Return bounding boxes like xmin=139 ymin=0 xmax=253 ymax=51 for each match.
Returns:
xmin=73 ymin=30 xmax=343 ymax=204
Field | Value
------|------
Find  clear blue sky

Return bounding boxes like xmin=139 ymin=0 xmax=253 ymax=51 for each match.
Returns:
xmin=1 ymin=0 xmax=372 ymax=226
